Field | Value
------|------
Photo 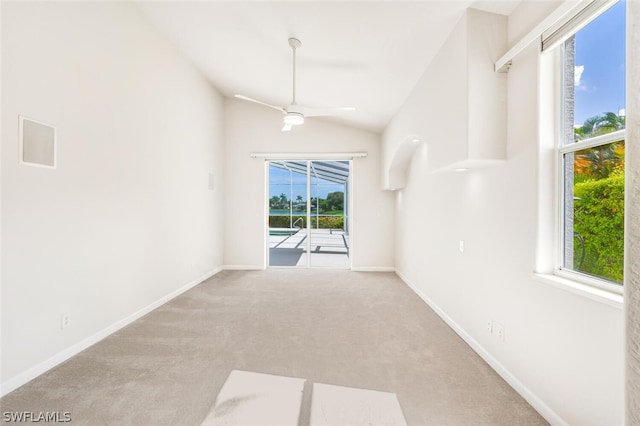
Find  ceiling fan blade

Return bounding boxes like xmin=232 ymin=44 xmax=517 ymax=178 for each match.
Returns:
xmin=303 ymin=106 xmax=356 ymax=117
xmin=236 ymin=39 xmax=354 ymax=129
xmin=234 ymin=94 xmax=285 ymax=113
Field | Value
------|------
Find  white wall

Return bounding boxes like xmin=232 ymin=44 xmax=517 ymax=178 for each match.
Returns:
xmin=382 ymin=15 xmax=467 ymax=187
xmin=626 ymin=1 xmax=640 ymax=423
xmin=382 ymin=8 xmax=507 ymax=189
xmin=384 ymin=3 xmax=624 ymax=425
xmin=1 ymin=2 xmax=225 ymax=392
xmin=223 ymin=99 xmax=394 ymax=270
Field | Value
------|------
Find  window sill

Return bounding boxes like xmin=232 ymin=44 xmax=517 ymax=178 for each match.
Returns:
xmin=533 ymin=273 xmax=623 ymax=309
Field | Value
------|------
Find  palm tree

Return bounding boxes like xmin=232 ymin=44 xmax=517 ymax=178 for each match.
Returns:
xmin=575 ymin=115 xmax=602 ymax=141
xmin=598 ymin=112 xmax=625 ymax=133
xmin=574 ymin=143 xmax=621 ymax=179
xmin=574 ymin=112 xmax=625 ymax=141
xmin=573 ymin=111 xmax=625 ymax=180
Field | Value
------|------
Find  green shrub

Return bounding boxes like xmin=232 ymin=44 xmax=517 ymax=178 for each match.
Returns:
xmin=269 ymin=215 xmax=305 ymax=228
xmin=573 ymin=168 xmax=624 ymax=282
xmin=316 ymin=215 xmax=344 ymax=229
xmin=268 ymin=215 xmax=344 ymax=229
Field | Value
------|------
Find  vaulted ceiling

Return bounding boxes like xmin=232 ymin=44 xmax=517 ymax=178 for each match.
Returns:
xmin=137 ymin=1 xmax=520 ymax=133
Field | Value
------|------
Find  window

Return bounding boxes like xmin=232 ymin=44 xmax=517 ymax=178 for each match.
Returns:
xmin=557 ymin=0 xmax=626 ymax=289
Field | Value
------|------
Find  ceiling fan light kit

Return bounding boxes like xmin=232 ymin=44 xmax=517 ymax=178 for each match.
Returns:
xmin=234 ymin=37 xmax=355 ymax=131
xmin=284 ymin=112 xmax=304 ymax=126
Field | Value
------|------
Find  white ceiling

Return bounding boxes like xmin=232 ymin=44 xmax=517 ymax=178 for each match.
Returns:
xmin=137 ymin=1 xmax=520 ymax=133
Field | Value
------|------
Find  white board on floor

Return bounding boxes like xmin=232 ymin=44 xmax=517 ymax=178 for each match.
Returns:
xmin=309 ymin=383 xmax=407 ymax=426
xmin=201 ymin=370 xmax=305 ymax=426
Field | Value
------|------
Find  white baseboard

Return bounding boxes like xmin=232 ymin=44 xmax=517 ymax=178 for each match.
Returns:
xmin=221 ymin=265 xmax=395 ymax=272
xmin=0 ymin=267 xmax=223 ymax=397
xmin=394 ymin=269 xmax=567 ymax=426
xmin=351 ymin=266 xmax=396 ymax=272
xmin=223 ymin=265 xmax=265 ymax=270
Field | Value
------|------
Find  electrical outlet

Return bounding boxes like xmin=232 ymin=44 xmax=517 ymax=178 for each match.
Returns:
xmin=459 ymin=240 xmax=465 ymax=253
xmin=486 ymin=320 xmax=493 ymax=333
xmin=61 ymin=314 xmax=71 ymax=329
xmin=495 ymin=323 xmax=505 ymax=342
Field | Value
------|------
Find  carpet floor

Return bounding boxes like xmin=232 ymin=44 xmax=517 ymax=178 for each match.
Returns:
xmin=0 ymin=270 xmax=548 ymax=425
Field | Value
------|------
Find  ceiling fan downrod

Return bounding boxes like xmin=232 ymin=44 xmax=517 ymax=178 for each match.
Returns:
xmin=289 ymin=38 xmax=301 ymax=105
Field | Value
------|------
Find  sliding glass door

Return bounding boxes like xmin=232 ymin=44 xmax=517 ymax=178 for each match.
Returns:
xmin=267 ymin=160 xmax=350 ymax=268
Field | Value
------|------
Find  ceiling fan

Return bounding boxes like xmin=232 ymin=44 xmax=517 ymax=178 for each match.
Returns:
xmin=234 ymin=38 xmax=355 ymax=131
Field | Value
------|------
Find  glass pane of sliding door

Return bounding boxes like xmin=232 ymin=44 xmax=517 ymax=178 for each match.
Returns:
xmin=309 ymin=161 xmax=350 ymax=268
xmin=267 ymin=160 xmax=350 ymax=268
xmin=268 ymin=161 xmax=308 ymax=267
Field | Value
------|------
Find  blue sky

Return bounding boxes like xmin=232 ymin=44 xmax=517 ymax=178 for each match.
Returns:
xmin=573 ymin=0 xmax=625 ymax=126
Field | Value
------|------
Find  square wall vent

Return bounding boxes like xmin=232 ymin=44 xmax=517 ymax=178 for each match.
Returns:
xmin=19 ymin=115 xmax=56 ymax=168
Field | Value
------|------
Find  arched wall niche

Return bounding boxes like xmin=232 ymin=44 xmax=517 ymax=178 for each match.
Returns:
xmin=386 ymin=135 xmax=423 ymax=191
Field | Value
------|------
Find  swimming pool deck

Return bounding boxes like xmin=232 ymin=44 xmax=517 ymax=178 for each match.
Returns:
xmin=269 ymin=228 xmax=349 ymax=268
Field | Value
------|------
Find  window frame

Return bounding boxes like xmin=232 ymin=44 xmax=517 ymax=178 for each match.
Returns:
xmin=554 ymin=27 xmax=625 ymax=295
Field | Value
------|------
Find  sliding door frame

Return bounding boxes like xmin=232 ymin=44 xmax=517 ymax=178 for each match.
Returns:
xmin=265 ymin=158 xmax=352 ymax=269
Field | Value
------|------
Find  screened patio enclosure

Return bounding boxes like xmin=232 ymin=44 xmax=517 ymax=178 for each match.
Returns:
xmin=268 ymin=160 xmax=351 ymax=268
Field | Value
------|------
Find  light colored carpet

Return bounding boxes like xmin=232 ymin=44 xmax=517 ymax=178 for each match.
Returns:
xmin=0 ymin=270 xmax=548 ymax=425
